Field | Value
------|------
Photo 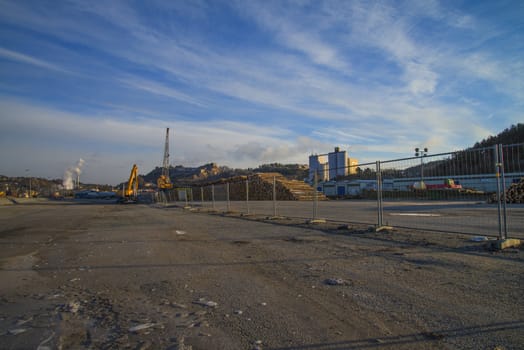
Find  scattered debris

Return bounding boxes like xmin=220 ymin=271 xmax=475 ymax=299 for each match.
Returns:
xmin=325 ymin=278 xmax=348 ymax=286
xmin=234 ymin=310 xmax=243 ymax=315
xmin=48 ymin=294 xmax=63 ymax=299
xmin=175 ymin=230 xmax=187 ymax=235
xmin=128 ymin=323 xmax=157 ymax=332
xmin=8 ymin=328 xmax=27 ymax=335
xmin=470 ymin=236 xmax=488 ymax=242
xmin=36 ymin=332 xmax=55 ymax=350
xmin=193 ymin=298 xmax=218 ymax=308
xmin=307 ymin=219 xmax=326 ymax=225
xmin=252 ymin=339 xmax=263 ymax=350
xmin=67 ymin=301 xmax=81 ymax=313
xmin=171 ymin=302 xmax=188 ymax=309
xmin=16 ymin=316 xmax=33 ymax=326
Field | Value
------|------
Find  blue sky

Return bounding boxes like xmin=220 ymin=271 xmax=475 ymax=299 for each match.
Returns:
xmin=0 ymin=0 xmax=522 ymax=185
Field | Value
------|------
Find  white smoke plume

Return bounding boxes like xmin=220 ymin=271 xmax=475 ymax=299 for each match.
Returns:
xmin=63 ymin=158 xmax=85 ymax=190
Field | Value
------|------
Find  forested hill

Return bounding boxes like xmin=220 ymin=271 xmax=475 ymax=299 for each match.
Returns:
xmin=473 ymin=124 xmax=524 ymax=148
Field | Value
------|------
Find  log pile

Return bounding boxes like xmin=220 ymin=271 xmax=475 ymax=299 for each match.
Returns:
xmin=255 ymin=173 xmax=327 ymax=201
xmin=503 ymin=178 xmax=524 ymax=203
xmin=490 ymin=178 xmax=524 ymax=203
xmin=198 ymin=173 xmax=326 ymax=201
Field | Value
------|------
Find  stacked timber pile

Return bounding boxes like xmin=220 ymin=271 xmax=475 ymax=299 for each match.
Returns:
xmin=200 ymin=173 xmax=326 ymax=201
xmin=255 ymin=173 xmax=327 ymax=201
xmin=250 ymin=173 xmax=327 ymax=200
xmin=502 ymin=178 xmax=524 ymax=203
xmin=490 ymin=178 xmax=524 ymax=203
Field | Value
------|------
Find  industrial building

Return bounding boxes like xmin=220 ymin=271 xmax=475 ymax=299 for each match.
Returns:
xmin=316 ymin=172 xmax=523 ymax=197
xmin=308 ymin=154 xmax=329 ymax=181
xmin=309 ymin=147 xmax=358 ymax=182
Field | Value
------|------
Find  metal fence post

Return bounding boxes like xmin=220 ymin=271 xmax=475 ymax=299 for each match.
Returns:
xmin=499 ymin=144 xmax=508 ymax=239
xmin=376 ymin=161 xmax=383 ymax=227
xmin=212 ymin=184 xmax=215 ymax=210
xmin=246 ymin=178 xmax=250 ymax=215
xmin=201 ymin=187 xmax=204 ymax=207
xmin=185 ymin=188 xmax=189 ymax=207
xmin=273 ymin=176 xmax=277 ymax=217
xmin=227 ymin=182 xmax=231 ymax=212
xmin=313 ymin=170 xmax=318 ymax=221
xmin=494 ymin=145 xmax=503 ymax=239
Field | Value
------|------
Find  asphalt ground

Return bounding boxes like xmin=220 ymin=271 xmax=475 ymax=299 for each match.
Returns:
xmin=0 ymin=202 xmax=522 ymax=349
xmin=185 ymin=200 xmax=524 ymax=239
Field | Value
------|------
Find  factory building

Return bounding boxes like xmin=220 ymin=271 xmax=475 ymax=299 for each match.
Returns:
xmin=328 ymin=147 xmax=348 ymax=180
xmin=349 ymin=158 xmax=358 ymax=172
xmin=309 ymin=147 xmax=358 ymax=182
xmin=308 ymin=154 xmax=329 ymax=182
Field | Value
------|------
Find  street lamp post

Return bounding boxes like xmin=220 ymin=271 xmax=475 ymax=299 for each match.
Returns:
xmin=415 ymin=148 xmax=428 ymax=187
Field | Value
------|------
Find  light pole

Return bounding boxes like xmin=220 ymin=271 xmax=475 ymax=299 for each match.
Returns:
xmin=415 ymin=148 xmax=428 ymax=188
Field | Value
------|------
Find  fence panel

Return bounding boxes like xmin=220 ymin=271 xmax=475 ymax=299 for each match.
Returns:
xmin=164 ymin=143 xmax=523 ymax=239
xmin=501 ymin=143 xmax=524 ymax=238
xmin=314 ymin=161 xmax=379 ymax=225
xmin=209 ymin=183 xmax=227 ymax=212
xmin=225 ymin=178 xmax=248 ymax=213
xmin=378 ymin=147 xmax=504 ymax=236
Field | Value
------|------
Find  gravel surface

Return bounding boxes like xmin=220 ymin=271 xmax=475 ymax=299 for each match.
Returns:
xmin=0 ymin=202 xmax=522 ymax=349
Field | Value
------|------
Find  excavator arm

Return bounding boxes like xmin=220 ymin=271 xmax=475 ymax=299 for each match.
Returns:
xmin=123 ymin=164 xmax=138 ymax=200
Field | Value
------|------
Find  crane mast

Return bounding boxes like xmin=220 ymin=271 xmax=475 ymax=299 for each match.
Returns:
xmin=162 ymin=128 xmax=170 ymax=179
xmin=157 ymin=128 xmax=173 ymax=190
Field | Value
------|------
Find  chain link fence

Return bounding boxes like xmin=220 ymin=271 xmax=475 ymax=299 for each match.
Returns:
xmin=154 ymin=144 xmax=523 ymax=239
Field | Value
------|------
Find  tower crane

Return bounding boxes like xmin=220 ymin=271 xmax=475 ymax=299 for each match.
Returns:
xmin=157 ymin=128 xmax=173 ymax=190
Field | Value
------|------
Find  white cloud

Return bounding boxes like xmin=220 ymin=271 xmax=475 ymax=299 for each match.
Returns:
xmin=119 ymin=77 xmax=208 ymax=108
xmin=405 ymin=62 xmax=438 ymax=95
xmin=234 ymin=1 xmax=351 ymax=72
xmin=0 ymin=98 xmax=308 ymax=183
xmin=0 ymin=47 xmax=70 ymax=73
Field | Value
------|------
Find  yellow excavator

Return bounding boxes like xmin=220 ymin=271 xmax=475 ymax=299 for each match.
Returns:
xmin=157 ymin=174 xmax=172 ymax=190
xmin=119 ymin=164 xmax=139 ymax=203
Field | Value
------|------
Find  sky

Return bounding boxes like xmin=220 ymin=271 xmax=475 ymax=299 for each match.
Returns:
xmin=0 ymin=0 xmax=522 ymax=185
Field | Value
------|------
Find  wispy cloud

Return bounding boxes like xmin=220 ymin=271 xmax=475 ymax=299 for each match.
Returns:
xmin=119 ymin=77 xmax=208 ymax=108
xmin=0 ymin=47 xmax=70 ymax=73
xmin=231 ymin=1 xmax=351 ymax=72
xmin=0 ymin=98 xmax=310 ymax=181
